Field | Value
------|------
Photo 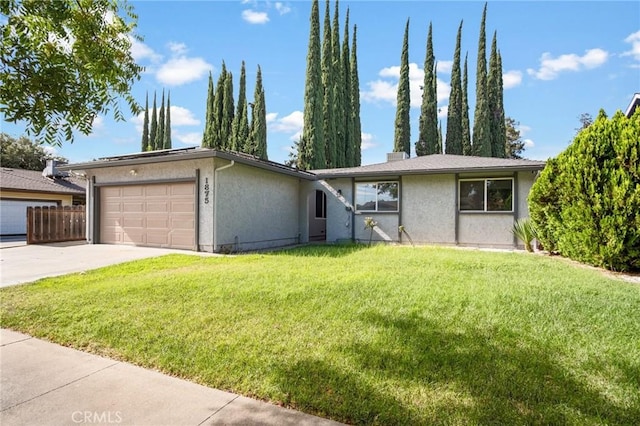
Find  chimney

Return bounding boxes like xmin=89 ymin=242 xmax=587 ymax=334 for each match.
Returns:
xmin=386 ymin=152 xmax=409 ymax=162
xmin=42 ymin=159 xmax=69 ymax=178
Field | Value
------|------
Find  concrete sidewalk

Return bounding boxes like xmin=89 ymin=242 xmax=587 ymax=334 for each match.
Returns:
xmin=0 ymin=329 xmax=344 ymax=426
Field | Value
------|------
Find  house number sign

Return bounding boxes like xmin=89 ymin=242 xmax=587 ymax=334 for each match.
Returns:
xmin=204 ymin=178 xmax=210 ymax=204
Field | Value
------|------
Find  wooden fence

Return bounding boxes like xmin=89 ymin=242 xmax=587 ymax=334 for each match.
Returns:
xmin=26 ymin=206 xmax=86 ymax=244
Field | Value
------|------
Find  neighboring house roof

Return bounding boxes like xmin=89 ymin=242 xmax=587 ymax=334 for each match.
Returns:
xmin=0 ymin=168 xmax=85 ymax=195
xmin=312 ymin=154 xmax=546 ymax=178
xmin=60 ymin=147 xmax=317 ymax=181
xmin=625 ymin=93 xmax=640 ymax=118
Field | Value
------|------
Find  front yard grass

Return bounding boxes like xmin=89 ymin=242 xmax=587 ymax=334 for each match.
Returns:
xmin=1 ymin=245 xmax=639 ymax=425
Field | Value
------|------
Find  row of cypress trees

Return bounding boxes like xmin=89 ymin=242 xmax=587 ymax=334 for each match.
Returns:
xmin=140 ymin=90 xmax=171 ymax=152
xmin=298 ymin=0 xmax=361 ymax=170
xmin=201 ymin=61 xmax=267 ymax=160
xmin=396 ymin=3 xmax=507 ymax=158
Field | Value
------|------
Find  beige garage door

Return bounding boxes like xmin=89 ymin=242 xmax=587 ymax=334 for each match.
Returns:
xmin=100 ymin=182 xmax=195 ymax=250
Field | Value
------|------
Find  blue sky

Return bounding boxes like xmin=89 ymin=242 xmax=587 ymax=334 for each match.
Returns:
xmin=2 ymin=0 xmax=639 ymax=166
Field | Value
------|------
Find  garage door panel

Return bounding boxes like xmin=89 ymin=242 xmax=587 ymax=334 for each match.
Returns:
xmin=123 ymin=202 xmax=144 ymax=212
xmin=122 ymin=186 xmax=144 ymax=197
xmin=0 ymin=200 xmax=60 ymax=235
xmin=100 ymin=182 xmax=194 ymax=250
xmin=147 ymin=202 xmax=169 ymax=213
xmin=146 ymin=218 xmax=169 ymax=229
xmin=169 ymin=234 xmax=195 ymax=249
xmin=171 ymin=201 xmax=195 ymax=213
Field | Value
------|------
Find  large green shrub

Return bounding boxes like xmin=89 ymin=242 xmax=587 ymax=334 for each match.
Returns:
xmin=529 ymin=109 xmax=639 ymax=271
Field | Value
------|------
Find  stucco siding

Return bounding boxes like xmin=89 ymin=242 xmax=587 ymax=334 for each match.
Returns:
xmin=401 ymin=174 xmax=456 ymax=244
xmin=354 ymin=213 xmax=399 ymax=243
xmin=458 ymin=213 xmax=515 ymax=247
xmin=517 ymin=171 xmax=536 ymax=219
xmin=319 ymin=179 xmax=354 ymax=243
xmin=214 ymin=161 xmax=299 ymax=252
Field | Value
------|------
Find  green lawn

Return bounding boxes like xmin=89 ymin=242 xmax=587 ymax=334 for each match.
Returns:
xmin=1 ymin=245 xmax=639 ymax=425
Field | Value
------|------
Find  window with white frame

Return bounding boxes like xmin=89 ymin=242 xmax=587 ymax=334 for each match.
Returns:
xmin=355 ymin=182 xmax=399 ymax=212
xmin=459 ymin=178 xmax=513 ymax=212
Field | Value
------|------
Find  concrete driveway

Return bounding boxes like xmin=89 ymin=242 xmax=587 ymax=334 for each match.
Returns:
xmin=0 ymin=242 xmax=215 ymax=287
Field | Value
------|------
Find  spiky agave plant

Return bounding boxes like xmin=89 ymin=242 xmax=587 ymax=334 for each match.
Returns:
xmin=511 ymin=218 xmax=536 ymax=252
xmin=364 ymin=217 xmax=378 ymax=247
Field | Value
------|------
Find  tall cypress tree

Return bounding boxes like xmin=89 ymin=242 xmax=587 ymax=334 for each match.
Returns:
xmin=342 ymin=9 xmax=354 ymax=166
xmin=232 ymin=61 xmax=249 ymax=152
xmin=163 ymin=92 xmax=171 ymax=150
xmin=202 ymin=72 xmax=215 ymax=148
xmin=332 ymin=0 xmax=345 ymax=168
xmin=488 ymin=32 xmax=504 ymax=157
xmin=141 ymin=92 xmax=149 ymax=151
xmin=249 ymin=65 xmax=268 ymax=160
xmin=149 ymin=91 xmax=157 ymax=150
xmin=461 ymin=52 xmax=472 ymax=155
xmin=221 ymin=71 xmax=235 ymax=150
xmin=299 ymin=0 xmax=325 ymax=170
xmin=351 ymin=23 xmax=362 ymax=166
xmin=394 ymin=18 xmax=411 ymax=155
xmin=321 ymin=0 xmax=336 ymax=167
xmin=445 ymin=21 xmax=463 ymax=155
xmin=418 ymin=22 xmax=438 ymax=156
xmin=157 ymin=89 xmax=165 ymax=150
xmin=473 ymin=3 xmax=491 ymax=157
xmin=497 ymin=51 xmax=506 ymax=157
xmin=212 ymin=63 xmax=228 ymax=149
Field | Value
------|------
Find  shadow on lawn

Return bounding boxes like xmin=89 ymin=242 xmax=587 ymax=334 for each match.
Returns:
xmin=272 ymin=312 xmax=638 ymax=425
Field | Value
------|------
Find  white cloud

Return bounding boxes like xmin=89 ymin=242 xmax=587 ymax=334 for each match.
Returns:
xmin=173 ymin=130 xmax=202 ymax=146
xmin=156 ymin=56 xmax=212 ymax=86
xmin=275 ymin=2 xmax=291 ymax=15
xmin=437 ymin=105 xmax=448 ymax=119
xmin=242 ymin=9 xmax=269 ymax=24
xmin=361 ymin=132 xmax=376 ymax=150
xmin=503 ymin=70 xmax=522 ymax=89
xmin=167 ymin=42 xmax=188 ymax=55
xmin=361 ymin=62 xmax=450 ymax=108
xmin=129 ymin=36 xmax=162 ymax=63
xmin=527 ymin=48 xmax=609 ymax=80
xmin=92 ymin=115 xmax=105 ymax=131
xmin=131 ymin=106 xmax=200 ymax=133
xmin=437 ymin=60 xmax=453 ymax=74
xmin=622 ymin=30 xmax=640 ymax=62
xmin=269 ymin=110 xmax=303 ymax=134
xmin=169 ymin=106 xmax=200 ymax=126
xmin=523 ymin=138 xmax=535 ymax=149
xmin=517 ymin=124 xmax=532 ymax=135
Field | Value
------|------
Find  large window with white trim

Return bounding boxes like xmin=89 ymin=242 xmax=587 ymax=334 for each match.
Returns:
xmin=355 ymin=182 xmax=399 ymax=212
xmin=459 ymin=178 xmax=513 ymax=212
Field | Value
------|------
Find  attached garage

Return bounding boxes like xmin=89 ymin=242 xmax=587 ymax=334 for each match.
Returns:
xmin=0 ymin=199 xmax=58 ymax=235
xmin=99 ymin=181 xmax=196 ymax=250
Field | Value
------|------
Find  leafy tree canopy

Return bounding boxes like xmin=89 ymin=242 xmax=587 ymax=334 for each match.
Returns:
xmin=0 ymin=133 xmax=67 ymax=170
xmin=0 ymin=0 xmax=143 ymax=146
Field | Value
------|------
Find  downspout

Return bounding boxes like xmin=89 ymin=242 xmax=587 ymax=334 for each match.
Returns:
xmin=213 ymin=160 xmax=235 ymax=251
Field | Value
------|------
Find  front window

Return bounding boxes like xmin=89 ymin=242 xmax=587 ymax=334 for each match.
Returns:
xmin=459 ymin=178 xmax=513 ymax=212
xmin=356 ymin=182 xmax=399 ymax=212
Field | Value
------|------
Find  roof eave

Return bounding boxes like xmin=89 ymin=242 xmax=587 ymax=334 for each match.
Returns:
xmin=315 ymin=164 xmax=545 ymax=179
xmin=59 ymin=149 xmax=316 ymax=181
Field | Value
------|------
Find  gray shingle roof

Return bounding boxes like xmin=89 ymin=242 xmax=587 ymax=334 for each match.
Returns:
xmin=312 ymin=154 xmax=546 ymax=178
xmin=1 ymin=168 xmax=85 ymax=194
